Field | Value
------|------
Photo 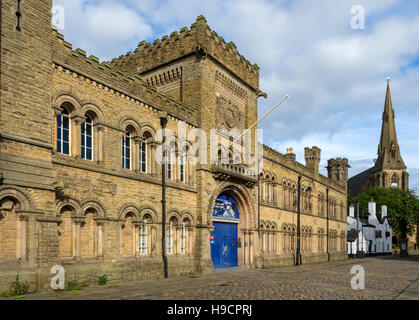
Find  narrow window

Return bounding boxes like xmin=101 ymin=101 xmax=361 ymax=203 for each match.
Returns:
xmin=139 ymin=140 xmax=147 ymax=173
xmin=122 ymin=131 xmax=131 ymax=169
xmin=179 ymin=222 xmax=186 ymax=254
xmin=57 ymin=109 xmax=70 ymax=155
xmin=81 ymin=115 xmax=93 ymax=161
xmin=167 ymin=149 xmax=174 ymax=180
xmin=139 ymin=221 xmax=148 ymax=255
xmin=179 ymin=153 xmax=186 ymax=183
xmin=166 ymin=221 xmax=173 ymax=254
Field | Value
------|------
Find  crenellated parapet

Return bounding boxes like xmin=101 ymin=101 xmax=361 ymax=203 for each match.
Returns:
xmin=327 ymin=158 xmax=350 ymax=183
xmin=263 ymin=145 xmax=347 ymax=192
xmin=109 ymin=15 xmax=260 ymax=91
xmin=51 ymin=29 xmax=199 ymax=127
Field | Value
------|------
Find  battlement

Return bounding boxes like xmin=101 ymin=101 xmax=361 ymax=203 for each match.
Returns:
xmin=263 ymin=145 xmax=346 ymax=192
xmin=110 ymin=15 xmax=260 ymax=91
xmin=327 ymin=158 xmax=350 ymax=183
xmin=51 ymin=29 xmax=199 ymax=127
xmin=327 ymin=158 xmax=349 ymax=167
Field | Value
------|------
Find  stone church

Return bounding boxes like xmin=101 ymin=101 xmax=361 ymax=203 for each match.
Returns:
xmin=348 ymin=79 xmax=409 ymax=196
xmin=0 ymin=0 xmax=348 ymax=292
xmin=348 ymin=79 xmax=417 ymax=246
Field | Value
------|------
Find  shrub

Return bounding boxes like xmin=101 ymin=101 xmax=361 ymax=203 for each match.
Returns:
xmin=98 ymin=275 xmax=108 ymax=286
xmin=67 ymin=281 xmax=82 ymax=291
xmin=10 ymin=275 xmax=29 ymax=296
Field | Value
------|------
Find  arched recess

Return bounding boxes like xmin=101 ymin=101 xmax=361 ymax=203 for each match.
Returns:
xmin=0 ymin=187 xmax=33 ymax=262
xmin=208 ymin=182 xmax=256 ymax=268
xmin=0 ymin=187 xmax=31 ymax=262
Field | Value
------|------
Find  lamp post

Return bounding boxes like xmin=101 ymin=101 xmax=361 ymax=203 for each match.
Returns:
xmin=296 ymin=175 xmax=312 ymax=266
xmin=326 ymin=188 xmax=330 ymax=262
xmin=160 ymin=115 xmax=168 ymax=278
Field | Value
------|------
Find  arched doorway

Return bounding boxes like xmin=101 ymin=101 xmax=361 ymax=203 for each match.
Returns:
xmin=210 ymin=193 xmax=240 ymax=268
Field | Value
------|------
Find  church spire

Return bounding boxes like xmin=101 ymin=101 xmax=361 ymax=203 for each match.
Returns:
xmin=376 ymin=77 xmax=406 ymax=170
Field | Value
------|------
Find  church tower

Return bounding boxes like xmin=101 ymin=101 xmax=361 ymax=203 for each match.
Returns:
xmin=348 ymin=78 xmax=409 ymax=196
xmin=374 ymin=78 xmax=409 ymax=190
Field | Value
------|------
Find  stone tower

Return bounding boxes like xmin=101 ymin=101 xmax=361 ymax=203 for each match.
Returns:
xmin=375 ymin=78 xmax=409 ymax=189
xmin=0 ymin=0 xmax=58 ymax=290
xmin=327 ymin=158 xmax=350 ymax=182
xmin=304 ymin=147 xmax=321 ymax=177
xmin=348 ymin=78 xmax=409 ymax=196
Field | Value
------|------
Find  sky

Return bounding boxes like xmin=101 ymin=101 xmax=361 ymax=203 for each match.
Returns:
xmin=52 ymin=0 xmax=419 ymax=191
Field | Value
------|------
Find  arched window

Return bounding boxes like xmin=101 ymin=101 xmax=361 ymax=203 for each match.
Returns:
xmin=139 ymin=140 xmax=147 ymax=173
xmin=57 ymin=108 xmax=71 ymax=155
xmin=139 ymin=131 xmax=153 ymax=174
xmin=391 ymin=174 xmax=399 ymax=188
xmin=0 ymin=197 xmax=26 ymax=261
xmin=179 ymin=153 xmax=186 ymax=183
xmin=121 ymin=212 xmax=136 ymax=258
xmin=167 ymin=217 xmax=177 ymax=254
xmin=122 ymin=130 xmax=131 ymax=169
xmin=167 ymin=148 xmax=174 ymax=180
xmin=80 ymin=208 xmax=97 ymax=259
xmin=81 ymin=115 xmax=93 ymax=161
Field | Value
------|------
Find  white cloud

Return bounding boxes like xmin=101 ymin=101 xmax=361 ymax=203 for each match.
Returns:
xmin=52 ymin=0 xmax=419 ymax=190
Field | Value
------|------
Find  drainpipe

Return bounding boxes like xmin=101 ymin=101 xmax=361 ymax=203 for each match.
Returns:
xmin=326 ymin=188 xmax=330 ymax=261
xmin=160 ymin=116 xmax=168 ymax=278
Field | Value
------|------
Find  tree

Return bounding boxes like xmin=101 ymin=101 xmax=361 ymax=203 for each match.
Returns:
xmin=352 ymin=187 xmax=419 ymax=240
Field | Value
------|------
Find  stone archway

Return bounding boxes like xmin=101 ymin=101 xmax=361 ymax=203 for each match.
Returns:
xmin=208 ymin=182 xmax=256 ymax=269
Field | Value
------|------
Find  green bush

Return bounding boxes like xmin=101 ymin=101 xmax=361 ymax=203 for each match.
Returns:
xmin=98 ymin=275 xmax=108 ymax=286
xmin=10 ymin=275 xmax=29 ymax=296
xmin=67 ymin=281 xmax=82 ymax=291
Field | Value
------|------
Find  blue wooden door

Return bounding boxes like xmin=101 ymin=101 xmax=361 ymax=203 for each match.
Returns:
xmin=211 ymin=222 xmax=238 ymax=268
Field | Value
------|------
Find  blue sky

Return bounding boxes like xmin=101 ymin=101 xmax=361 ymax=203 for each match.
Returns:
xmin=53 ymin=0 xmax=419 ymax=191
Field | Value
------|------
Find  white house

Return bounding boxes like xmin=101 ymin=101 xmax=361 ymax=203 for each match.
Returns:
xmin=347 ymin=200 xmax=392 ymax=256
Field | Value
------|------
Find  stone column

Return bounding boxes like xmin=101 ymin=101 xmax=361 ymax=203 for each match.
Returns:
xmin=133 ymin=137 xmax=142 ymax=172
xmin=249 ymin=232 xmax=254 ymax=265
xmin=149 ymin=142 xmax=158 ymax=176
xmin=96 ymin=221 xmax=105 ymax=258
xmin=71 ymin=115 xmax=85 ymax=158
xmin=74 ymin=218 xmax=84 ymax=261
xmin=16 ymin=217 xmax=22 ymax=260
xmin=96 ymin=124 xmax=105 ymax=165
xmin=133 ymin=222 xmax=140 ymax=258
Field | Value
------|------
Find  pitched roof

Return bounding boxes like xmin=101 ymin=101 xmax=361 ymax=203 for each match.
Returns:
xmin=348 ymin=166 xmax=375 ymax=196
xmin=347 ymin=229 xmax=359 ymax=242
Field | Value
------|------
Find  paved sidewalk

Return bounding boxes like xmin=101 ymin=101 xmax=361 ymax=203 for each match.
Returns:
xmin=3 ymin=255 xmax=419 ymax=300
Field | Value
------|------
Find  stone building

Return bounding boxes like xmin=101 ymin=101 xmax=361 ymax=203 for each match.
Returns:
xmin=0 ymin=0 xmax=347 ymax=292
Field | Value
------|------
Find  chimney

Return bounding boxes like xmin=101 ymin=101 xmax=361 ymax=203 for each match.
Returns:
xmin=285 ymin=147 xmax=296 ymax=161
xmin=368 ymin=199 xmax=376 ymax=217
xmin=381 ymin=205 xmax=387 ymax=218
xmin=349 ymin=205 xmax=355 ymax=218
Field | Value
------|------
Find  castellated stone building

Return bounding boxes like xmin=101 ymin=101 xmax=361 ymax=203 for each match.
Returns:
xmin=0 ymin=0 xmax=348 ymax=291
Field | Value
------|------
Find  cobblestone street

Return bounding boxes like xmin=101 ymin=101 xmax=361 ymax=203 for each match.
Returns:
xmin=8 ymin=254 xmax=419 ymax=300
